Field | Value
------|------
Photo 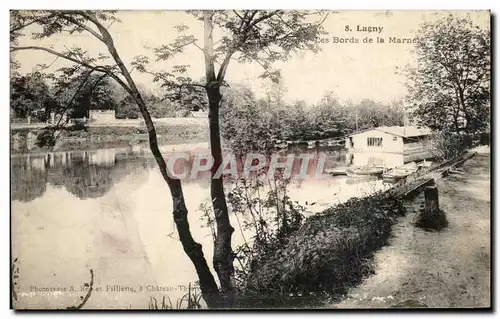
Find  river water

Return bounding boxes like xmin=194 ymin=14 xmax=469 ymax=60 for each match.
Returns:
xmin=11 ymin=143 xmax=390 ymax=309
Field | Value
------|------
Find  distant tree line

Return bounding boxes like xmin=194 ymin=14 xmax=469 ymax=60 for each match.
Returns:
xmin=220 ymin=83 xmax=406 ymax=154
xmin=10 ymin=69 xmax=207 ymax=122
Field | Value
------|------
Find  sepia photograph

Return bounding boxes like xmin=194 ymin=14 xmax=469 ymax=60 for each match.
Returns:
xmin=9 ymin=9 xmax=491 ymax=310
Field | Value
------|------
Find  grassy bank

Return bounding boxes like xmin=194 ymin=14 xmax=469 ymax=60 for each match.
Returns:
xmin=334 ymin=149 xmax=490 ymax=308
xmin=11 ymin=124 xmax=209 ymax=154
xmin=239 ymin=192 xmax=407 ymax=308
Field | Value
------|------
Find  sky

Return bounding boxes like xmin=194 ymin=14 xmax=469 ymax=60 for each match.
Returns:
xmin=12 ymin=10 xmax=490 ymax=105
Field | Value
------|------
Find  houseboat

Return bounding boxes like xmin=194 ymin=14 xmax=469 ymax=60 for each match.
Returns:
xmin=345 ymin=126 xmax=434 ymax=169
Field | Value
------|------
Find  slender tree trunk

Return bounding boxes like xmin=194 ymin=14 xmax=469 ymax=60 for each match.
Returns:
xmin=207 ymin=86 xmax=235 ymax=302
xmin=203 ymin=11 xmax=236 ymax=305
xmin=457 ymin=85 xmax=473 ymax=134
xmin=91 ymin=16 xmax=222 ymax=308
xmin=452 ymin=113 xmax=460 ymax=133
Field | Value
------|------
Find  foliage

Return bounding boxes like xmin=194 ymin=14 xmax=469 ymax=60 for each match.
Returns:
xmin=200 ymin=174 xmax=307 ymax=296
xmin=404 ymin=13 xmax=490 ymax=134
xmin=416 ymin=207 xmax=448 ymax=231
xmin=35 ymin=129 xmax=56 ymax=147
xmin=10 ymin=72 xmax=55 ymax=120
xmin=220 ymin=85 xmax=407 ymax=147
xmin=429 ymin=131 xmax=471 ymax=161
xmin=220 ymin=84 xmax=275 ymax=155
xmin=47 ymin=72 xmax=113 ymax=120
xmin=239 ymin=192 xmax=406 ymax=307
xmin=115 ymin=99 xmax=140 ymax=119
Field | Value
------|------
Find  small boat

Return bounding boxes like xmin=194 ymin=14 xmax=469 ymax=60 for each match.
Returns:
xmin=319 ymin=140 xmax=329 ymax=147
xmin=327 ymin=141 xmax=336 ymax=147
xmin=326 ymin=140 xmax=343 ymax=147
xmin=274 ymin=140 xmax=288 ymax=149
xmin=307 ymin=141 xmax=317 ymax=149
xmin=346 ymin=166 xmax=386 ymax=177
xmin=325 ymin=167 xmax=348 ymax=176
xmin=382 ymin=162 xmax=420 ymax=182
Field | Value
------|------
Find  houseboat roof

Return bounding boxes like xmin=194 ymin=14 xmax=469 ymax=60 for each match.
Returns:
xmin=348 ymin=126 xmax=432 ymax=138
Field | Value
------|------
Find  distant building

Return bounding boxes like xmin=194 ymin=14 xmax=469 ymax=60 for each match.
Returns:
xmin=89 ymin=110 xmax=116 ymax=123
xmin=345 ymin=126 xmax=434 ymax=168
xmin=189 ymin=111 xmax=208 ymax=118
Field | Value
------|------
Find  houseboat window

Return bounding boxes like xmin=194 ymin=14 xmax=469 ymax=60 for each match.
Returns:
xmin=367 ymin=137 xmax=383 ymax=147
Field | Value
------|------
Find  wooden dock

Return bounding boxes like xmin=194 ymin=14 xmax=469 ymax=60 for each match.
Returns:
xmin=389 ymin=151 xmax=477 ymax=200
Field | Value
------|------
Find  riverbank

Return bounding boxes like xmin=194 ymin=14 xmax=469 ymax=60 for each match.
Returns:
xmin=10 ymin=124 xmax=209 ymax=154
xmin=235 ymin=147 xmax=489 ymax=309
xmin=332 ymin=146 xmax=490 ymax=308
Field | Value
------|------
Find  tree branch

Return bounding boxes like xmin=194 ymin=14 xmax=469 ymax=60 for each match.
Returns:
xmin=11 ymin=46 xmax=132 ymax=95
xmin=232 ymin=10 xmax=244 ymax=20
xmin=58 ymin=13 xmax=105 ymax=42
xmin=246 ymin=10 xmax=282 ymax=30
xmin=216 ymin=50 xmax=235 ymax=82
xmin=10 ymin=12 xmax=55 ymax=33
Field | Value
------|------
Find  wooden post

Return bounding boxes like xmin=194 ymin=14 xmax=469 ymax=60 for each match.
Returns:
xmin=424 ymin=185 xmax=439 ymax=213
xmin=416 ymin=183 xmax=448 ymax=230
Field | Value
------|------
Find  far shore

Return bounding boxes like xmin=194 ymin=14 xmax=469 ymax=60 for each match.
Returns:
xmin=10 ymin=124 xmax=209 ymax=155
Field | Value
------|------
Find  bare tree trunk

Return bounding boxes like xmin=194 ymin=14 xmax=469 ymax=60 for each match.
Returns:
xmin=203 ymin=11 xmax=236 ymax=305
xmin=89 ymin=15 xmax=222 ymax=308
xmin=207 ymin=86 xmax=235 ymax=303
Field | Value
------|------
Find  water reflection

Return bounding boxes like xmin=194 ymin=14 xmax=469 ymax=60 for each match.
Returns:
xmin=11 ymin=145 xmax=350 ymax=203
xmin=346 ymin=150 xmax=406 ymax=168
xmin=11 ymin=147 xmax=157 ymax=202
xmin=11 ymin=144 xmax=396 ymax=309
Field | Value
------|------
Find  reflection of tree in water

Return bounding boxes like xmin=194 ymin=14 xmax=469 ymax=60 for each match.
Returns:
xmin=11 ymin=157 xmax=48 ymax=203
xmin=60 ymin=154 xmax=154 ymax=200
xmin=11 ymin=148 xmax=157 ymax=202
xmin=61 ymin=162 xmax=116 ymax=199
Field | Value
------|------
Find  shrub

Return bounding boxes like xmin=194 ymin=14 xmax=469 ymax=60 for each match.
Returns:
xmin=430 ymin=131 xmax=470 ymax=161
xmin=415 ymin=208 xmax=448 ymax=231
xmin=35 ymin=129 xmax=56 ymax=147
xmin=68 ymin=120 xmax=87 ymax=131
xmin=240 ymin=193 xmax=406 ymax=307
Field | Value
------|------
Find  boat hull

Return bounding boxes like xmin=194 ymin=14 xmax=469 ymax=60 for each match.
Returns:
xmin=325 ymin=167 xmax=348 ymax=176
xmin=346 ymin=167 xmax=385 ymax=178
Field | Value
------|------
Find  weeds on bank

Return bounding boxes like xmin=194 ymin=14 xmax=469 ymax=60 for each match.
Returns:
xmin=148 ymin=283 xmax=203 ymax=310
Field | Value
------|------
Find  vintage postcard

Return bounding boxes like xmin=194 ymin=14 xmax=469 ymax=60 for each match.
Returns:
xmin=10 ymin=10 xmax=491 ymax=310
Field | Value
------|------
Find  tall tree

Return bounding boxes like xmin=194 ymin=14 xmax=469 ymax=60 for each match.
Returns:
xmin=133 ymin=10 xmax=329 ymax=304
xmin=10 ymin=71 xmax=54 ymax=120
xmin=11 ymin=10 xmax=330 ymax=307
xmin=404 ymin=14 xmax=490 ymax=133
xmin=10 ymin=10 xmax=222 ymax=307
xmin=200 ymin=11 xmax=328 ymax=302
